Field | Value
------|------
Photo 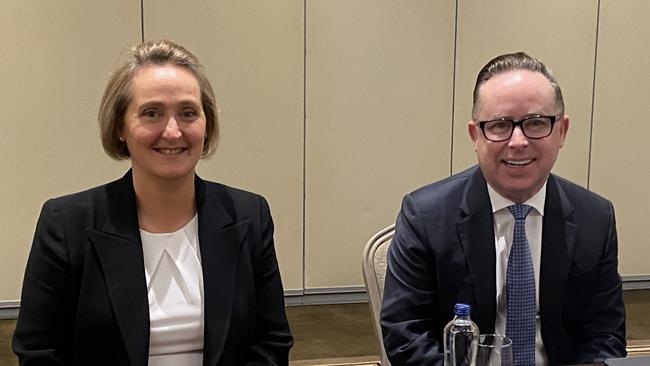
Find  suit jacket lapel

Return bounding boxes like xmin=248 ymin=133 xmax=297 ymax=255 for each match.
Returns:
xmin=87 ymin=171 xmax=149 ymax=366
xmin=195 ymin=177 xmax=249 ymax=365
xmin=81 ymin=173 xmax=252 ymax=365
xmin=539 ymin=175 xmax=576 ymax=363
xmin=456 ymin=167 xmax=497 ymax=333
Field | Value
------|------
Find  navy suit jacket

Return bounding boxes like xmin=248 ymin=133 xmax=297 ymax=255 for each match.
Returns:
xmin=13 ymin=171 xmax=293 ymax=365
xmin=381 ymin=166 xmax=626 ymax=365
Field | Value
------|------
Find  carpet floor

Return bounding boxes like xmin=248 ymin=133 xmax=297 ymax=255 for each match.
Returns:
xmin=1 ymin=290 xmax=648 ymax=365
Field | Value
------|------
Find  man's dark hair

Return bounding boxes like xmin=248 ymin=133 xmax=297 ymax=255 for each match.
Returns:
xmin=472 ymin=52 xmax=565 ymax=119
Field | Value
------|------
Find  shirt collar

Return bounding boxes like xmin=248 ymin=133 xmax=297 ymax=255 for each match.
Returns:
xmin=487 ymin=182 xmax=547 ymax=215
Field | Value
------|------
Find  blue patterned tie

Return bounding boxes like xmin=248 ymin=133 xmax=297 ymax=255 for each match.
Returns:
xmin=506 ymin=204 xmax=536 ymax=366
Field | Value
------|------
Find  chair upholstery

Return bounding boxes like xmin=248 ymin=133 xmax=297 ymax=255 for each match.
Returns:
xmin=362 ymin=224 xmax=395 ymax=366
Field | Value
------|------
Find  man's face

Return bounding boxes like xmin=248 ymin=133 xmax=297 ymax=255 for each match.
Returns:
xmin=468 ymin=70 xmax=569 ymax=203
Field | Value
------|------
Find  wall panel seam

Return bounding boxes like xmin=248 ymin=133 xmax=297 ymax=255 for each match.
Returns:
xmin=587 ymin=0 xmax=601 ymax=190
xmin=140 ymin=0 xmax=145 ymax=42
xmin=449 ymin=0 xmax=460 ymax=176
xmin=301 ymin=0 xmax=307 ymax=292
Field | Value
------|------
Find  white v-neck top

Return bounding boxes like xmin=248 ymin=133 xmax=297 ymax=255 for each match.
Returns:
xmin=140 ymin=214 xmax=204 ymax=366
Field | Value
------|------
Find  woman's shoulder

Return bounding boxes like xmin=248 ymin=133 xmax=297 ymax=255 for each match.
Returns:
xmin=41 ymin=175 xmax=127 ymax=217
xmin=200 ymin=177 xmax=265 ymax=199
xmin=199 ymin=179 xmax=270 ymax=213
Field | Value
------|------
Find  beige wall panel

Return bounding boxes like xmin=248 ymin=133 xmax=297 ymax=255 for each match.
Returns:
xmin=144 ymin=1 xmax=304 ymax=290
xmin=0 ymin=1 xmax=139 ymax=300
xmin=306 ymin=1 xmax=455 ymax=288
xmin=453 ymin=0 xmax=598 ymax=188
xmin=589 ymin=0 xmax=650 ymax=276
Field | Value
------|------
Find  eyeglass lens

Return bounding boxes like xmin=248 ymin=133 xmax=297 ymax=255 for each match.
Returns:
xmin=483 ymin=116 xmax=553 ymax=141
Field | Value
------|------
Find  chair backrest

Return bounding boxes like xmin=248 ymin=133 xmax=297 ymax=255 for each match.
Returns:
xmin=362 ymin=224 xmax=395 ymax=366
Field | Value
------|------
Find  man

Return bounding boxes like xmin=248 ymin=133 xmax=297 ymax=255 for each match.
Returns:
xmin=381 ymin=52 xmax=626 ymax=366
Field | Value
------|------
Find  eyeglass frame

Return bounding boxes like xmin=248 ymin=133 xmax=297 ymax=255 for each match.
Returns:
xmin=476 ymin=115 xmax=561 ymax=142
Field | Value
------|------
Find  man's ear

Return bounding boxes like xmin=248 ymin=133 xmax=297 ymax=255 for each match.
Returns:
xmin=558 ymin=114 xmax=569 ymax=148
xmin=468 ymin=120 xmax=479 ymax=150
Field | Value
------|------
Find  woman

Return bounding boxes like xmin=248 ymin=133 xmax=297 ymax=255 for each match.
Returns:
xmin=13 ymin=40 xmax=293 ymax=365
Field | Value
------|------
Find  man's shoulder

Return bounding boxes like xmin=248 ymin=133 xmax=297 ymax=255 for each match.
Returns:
xmin=551 ymin=174 xmax=611 ymax=205
xmin=409 ymin=166 xmax=478 ymax=199
xmin=550 ymin=174 xmax=614 ymax=218
xmin=404 ymin=166 xmax=480 ymax=212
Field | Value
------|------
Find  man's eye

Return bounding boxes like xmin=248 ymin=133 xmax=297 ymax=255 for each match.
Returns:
xmin=526 ymin=118 xmax=547 ymax=127
xmin=488 ymin=121 xmax=511 ymax=130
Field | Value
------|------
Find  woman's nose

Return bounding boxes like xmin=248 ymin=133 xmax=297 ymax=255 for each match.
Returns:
xmin=162 ymin=116 xmax=182 ymax=139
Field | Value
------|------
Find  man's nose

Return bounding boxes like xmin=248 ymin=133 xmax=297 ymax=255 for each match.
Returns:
xmin=508 ymin=126 xmax=528 ymax=147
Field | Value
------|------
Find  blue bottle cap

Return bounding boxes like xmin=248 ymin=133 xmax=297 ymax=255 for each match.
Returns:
xmin=454 ymin=303 xmax=471 ymax=316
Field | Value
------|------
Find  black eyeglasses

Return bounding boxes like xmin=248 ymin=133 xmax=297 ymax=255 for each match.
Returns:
xmin=477 ymin=115 xmax=559 ymax=142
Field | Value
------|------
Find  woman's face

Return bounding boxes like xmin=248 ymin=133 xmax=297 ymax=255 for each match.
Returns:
xmin=122 ymin=64 xmax=206 ymax=184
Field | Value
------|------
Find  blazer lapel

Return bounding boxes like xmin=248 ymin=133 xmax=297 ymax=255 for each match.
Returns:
xmin=539 ymin=175 xmax=576 ymax=362
xmin=87 ymin=171 xmax=149 ymax=366
xmin=456 ymin=167 xmax=497 ymax=332
xmin=195 ymin=178 xmax=249 ymax=365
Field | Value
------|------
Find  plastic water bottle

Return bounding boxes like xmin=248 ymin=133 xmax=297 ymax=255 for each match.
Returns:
xmin=443 ymin=303 xmax=479 ymax=366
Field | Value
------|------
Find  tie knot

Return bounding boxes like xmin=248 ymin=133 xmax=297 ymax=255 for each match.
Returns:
xmin=508 ymin=204 xmax=533 ymax=220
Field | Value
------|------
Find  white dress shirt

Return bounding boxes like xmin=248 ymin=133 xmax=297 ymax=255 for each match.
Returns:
xmin=140 ymin=214 xmax=204 ymax=366
xmin=487 ymin=183 xmax=549 ymax=366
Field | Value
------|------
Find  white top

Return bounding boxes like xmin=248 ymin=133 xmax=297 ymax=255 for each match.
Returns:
xmin=140 ymin=214 xmax=204 ymax=366
xmin=487 ymin=183 xmax=550 ymax=366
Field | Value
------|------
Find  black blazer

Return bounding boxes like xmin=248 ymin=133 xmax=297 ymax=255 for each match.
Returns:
xmin=381 ymin=166 xmax=626 ymax=366
xmin=13 ymin=171 xmax=293 ymax=365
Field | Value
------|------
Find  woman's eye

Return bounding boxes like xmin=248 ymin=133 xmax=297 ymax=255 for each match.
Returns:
xmin=182 ymin=110 xmax=198 ymax=119
xmin=141 ymin=109 xmax=160 ymax=118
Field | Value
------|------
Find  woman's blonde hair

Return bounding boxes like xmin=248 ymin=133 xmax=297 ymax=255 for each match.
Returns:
xmin=98 ymin=40 xmax=218 ymax=159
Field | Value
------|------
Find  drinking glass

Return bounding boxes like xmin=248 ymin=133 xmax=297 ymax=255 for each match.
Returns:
xmin=475 ymin=334 xmax=513 ymax=366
